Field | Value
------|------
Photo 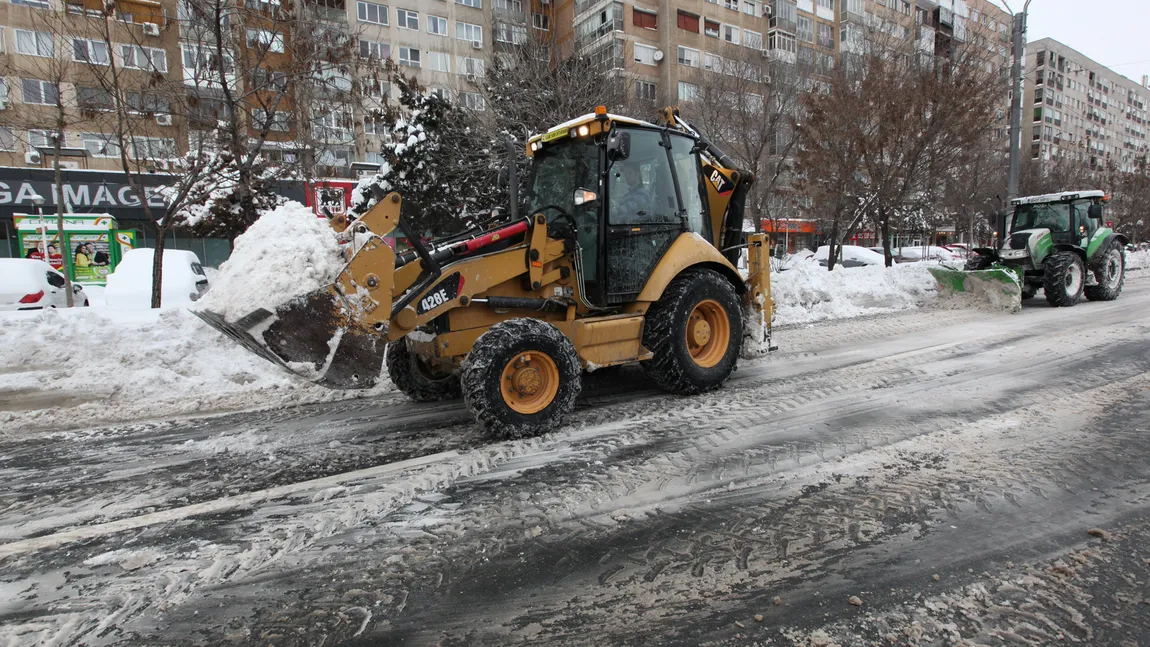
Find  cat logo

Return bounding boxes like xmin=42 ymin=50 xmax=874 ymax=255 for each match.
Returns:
xmin=704 ymin=164 xmax=735 ymax=194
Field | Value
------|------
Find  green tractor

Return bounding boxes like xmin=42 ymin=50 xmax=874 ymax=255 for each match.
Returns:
xmin=930 ymin=190 xmax=1128 ymax=309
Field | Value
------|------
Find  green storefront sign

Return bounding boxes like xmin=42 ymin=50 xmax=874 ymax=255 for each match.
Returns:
xmin=14 ymin=213 xmax=137 ymax=286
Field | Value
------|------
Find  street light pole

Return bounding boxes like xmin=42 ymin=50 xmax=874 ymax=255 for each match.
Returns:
xmin=1004 ymin=0 xmax=1033 ymax=202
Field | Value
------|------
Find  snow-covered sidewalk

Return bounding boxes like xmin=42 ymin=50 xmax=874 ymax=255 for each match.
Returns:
xmin=0 ymin=308 xmax=389 ymax=436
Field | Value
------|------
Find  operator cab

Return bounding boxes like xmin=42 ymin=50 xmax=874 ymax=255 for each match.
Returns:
xmin=525 ymin=112 xmax=713 ymax=307
xmin=1007 ymin=190 xmax=1107 ymax=249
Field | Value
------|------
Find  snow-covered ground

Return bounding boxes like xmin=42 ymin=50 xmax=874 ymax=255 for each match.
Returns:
xmin=0 ymin=308 xmax=389 ymax=436
xmin=772 ymin=258 xmax=940 ymax=325
xmin=1127 ymin=248 xmax=1150 ymax=271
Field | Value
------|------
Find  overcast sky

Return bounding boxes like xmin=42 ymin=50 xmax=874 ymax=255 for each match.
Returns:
xmin=983 ymin=0 xmax=1150 ymax=84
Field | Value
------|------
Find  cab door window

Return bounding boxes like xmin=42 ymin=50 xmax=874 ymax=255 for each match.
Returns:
xmin=668 ymin=133 xmax=709 ymax=238
xmin=607 ymin=129 xmax=677 ymax=225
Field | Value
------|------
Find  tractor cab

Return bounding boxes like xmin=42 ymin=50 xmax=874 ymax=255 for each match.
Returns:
xmin=1005 ymin=191 xmax=1106 ymax=252
xmin=526 ymin=109 xmax=745 ymax=308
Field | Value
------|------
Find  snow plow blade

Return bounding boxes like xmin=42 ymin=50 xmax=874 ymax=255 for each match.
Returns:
xmin=928 ymin=265 xmax=1023 ymax=313
xmin=193 ymin=286 xmax=387 ymax=390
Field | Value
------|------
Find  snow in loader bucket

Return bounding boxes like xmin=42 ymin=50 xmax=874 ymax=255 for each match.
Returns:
xmin=927 ymin=265 xmax=1024 ymax=314
xmin=193 ymin=287 xmax=387 ymax=390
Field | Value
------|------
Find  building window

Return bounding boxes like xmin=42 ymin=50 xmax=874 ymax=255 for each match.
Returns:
xmin=398 ymin=46 xmax=420 ymax=67
xmin=426 ymin=51 xmax=450 ymax=72
xmin=458 ymin=56 xmax=485 ymax=76
xmin=427 ymin=15 xmax=448 ymax=35
xmin=704 ymin=19 xmax=720 ymax=38
xmin=252 ymin=109 xmax=290 ymax=132
xmin=723 ymin=24 xmax=740 ymax=44
xmin=633 ymin=43 xmax=657 ymax=65
xmin=246 ymin=29 xmax=285 ymax=53
xmin=495 ymin=24 xmax=527 ymax=43
xmin=28 ymin=129 xmax=53 ymax=148
xmin=769 ymin=30 xmax=796 ymax=53
xmin=12 ymin=0 xmax=51 ymax=8
xmin=363 ymin=114 xmax=384 ymax=135
xmin=359 ymin=39 xmax=391 ymax=60
xmin=81 ymin=133 xmax=121 ymax=157
xmin=395 ymin=8 xmax=418 ymax=29
xmin=456 ymin=0 xmax=481 ymax=8
xmin=15 ymin=29 xmax=53 ymax=58
xmin=744 ymin=29 xmax=762 ymax=50
xmin=428 ymin=87 xmax=450 ymax=101
xmin=456 ymin=21 xmax=483 ymax=45
xmin=21 ymin=78 xmax=58 ymax=105
xmin=796 ymin=16 xmax=813 ymax=43
xmin=76 ymin=86 xmax=114 ymax=111
xmin=72 ymin=38 xmax=110 ymax=65
xmin=677 ymin=45 xmax=700 ymax=67
xmin=743 ymin=0 xmax=757 ymax=15
xmin=130 ymin=137 xmax=177 ymax=160
xmin=532 ymin=12 xmax=550 ymax=30
xmin=817 ymin=22 xmax=832 ymax=48
xmin=633 ymin=8 xmax=656 ymax=30
xmin=356 ymin=1 xmax=388 ymax=25
xmin=0 ymin=127 xmax=15 ymax=151
xmin=723 ymin=0 xmax=738 ymax=10
xmin=817 ymin=0 xmax=832 ymax=9
xmin=120 ymin=44 xmax=169 ymax=73
xmin=678 ymin=81 xmax=699 ymax=102
xmin=704 ymin=52 xmax=724 ymax=72
xmin=677 ymin=10 xmax=699 ymax=32
xmin=635 ymin=80 xmax=657 ymax=102
xmin=461 ymin=91 xmax=485 ymax=111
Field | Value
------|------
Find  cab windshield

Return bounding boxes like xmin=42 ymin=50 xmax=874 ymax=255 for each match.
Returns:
xmin=527 ymin=138 xmax=600 ymax=220
xmin=1013 ymin=202 xmax=1070 ymax=232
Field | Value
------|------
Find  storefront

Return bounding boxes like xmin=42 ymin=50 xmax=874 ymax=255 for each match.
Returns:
xmin=13 ymin=213 xmax=136 ymax=284
xmin=0 ymin=167 xmax=306 ymax=267
xmin=762 ymin=218 xmax=819 ymax=253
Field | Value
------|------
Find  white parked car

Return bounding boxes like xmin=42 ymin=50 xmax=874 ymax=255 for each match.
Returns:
xmin=813 ymin=245 xmax=889 ymax=267
xmin=0 ymin=258 xmax=89 ymax=310
xmin=105 ymin=248 xmax=209 ymax=308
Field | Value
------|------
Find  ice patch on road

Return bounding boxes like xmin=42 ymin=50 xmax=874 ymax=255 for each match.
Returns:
xmin=194 ymin=201 xmax=346 ymax=322
xmin=772 ymin=260 xmax=939 ymax=325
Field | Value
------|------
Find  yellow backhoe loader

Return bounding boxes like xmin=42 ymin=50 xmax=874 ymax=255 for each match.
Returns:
xmin=196 ymin=107 xmax=775 ymax=438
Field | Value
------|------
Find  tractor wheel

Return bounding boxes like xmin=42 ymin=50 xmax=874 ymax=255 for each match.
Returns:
xmin=1043 ymin=251 xmax=1085 ymax=307
xmin=1084 ymin=239 xmax=1125 ymax=301
xmin=641 ymin=269 xmax=743 ymax=395
xmin=461 ymin=318 xmax=581 ymax=440
xmin=1020 ymin=284 xmax=1038 ymax=300
xmin=386 ymin=338 xmax=460 ymax=402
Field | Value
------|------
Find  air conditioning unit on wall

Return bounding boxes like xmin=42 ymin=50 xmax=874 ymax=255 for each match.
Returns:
xmin=156 ymin=114 xmax=173 ymax=126
xmin=25 ymin=151 xmax=42 ymax=165
xmin=143 ymin=22 xmax=161 ymax=37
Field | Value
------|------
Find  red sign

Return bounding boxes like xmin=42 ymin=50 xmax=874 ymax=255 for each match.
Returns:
xmin=306 ymin=180 xmax=356 ymax=217
xmin=762 ymin=219 xmax=817 ymax=234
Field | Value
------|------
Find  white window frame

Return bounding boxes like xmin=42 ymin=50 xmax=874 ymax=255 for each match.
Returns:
xmin=532 ymin=12 xmax=549 ymax=30
xmin=457 ymin=56 xmax=485 ymax=76
xmin=252 ymin=108 xmax=290 ymax=132
xmin=427 ymin=50 xmax=450 ymax=72
xmin=742 ymin=0 xmax=757 ymax=15
xmin=427 ymin=15 xmax=448 ymax=35
xmin=0 ymin=126 xmax=16 ymax=151
xmin=461 ymin=91 xmax=485 ymax=111
xmin=743 ymin=29 xmax=762 ymax=50
xmin=398 ymin=46 xmax=420 ymax=67
xmin=495 ymin=23 xmax=526 ymax=44
xmin=72 ymin=38 xmax=110 ymax=65
xmin=678 ymin=81 xmax=699 ymax=102
xmin=359 ymin=39 xmax=391 ymax=60
xmin=15 ymin=29 xmax=53 ymax=58
xmin=635 ymin=80 xmax=657 ymax=101
xmin=633 ymin=43 xmax=656 ymax=65
xmin=797 ymin=16 xmax=813 ymax=43
xmin=247 ymin=28 xmax=285 ymax=53
xmin=396 ymin=8 xmax=418 ymax=30
xmin=130 ymin=136 xmax=177 ymax=160
xmin=120 ymin=44 xmax=169 ymax=73
xmin=81 ymin=133 xmax=121 ymax=158
xmin=456 ymin=0 xmax=481 ymax=8
xmin=723 ymin=24 xmax=740 ymax=45
xmin=677 ymin=45 xmax=700 ymax=67
xmin=28 ymin=129 xmax=52 ymax=148
xmin=456 ymin=21 xmax=483 ymax=45
xmin=21 ymin=78 xmax=58 ymax=105
xmin=356 ymin=1 xmax=389 ymax=25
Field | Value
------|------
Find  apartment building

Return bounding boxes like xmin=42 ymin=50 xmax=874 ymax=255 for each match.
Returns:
xmin=1023 ymin=37 xmax=1150 ymax=175
xmin=0 ymin=0 xmax=544 ymax=176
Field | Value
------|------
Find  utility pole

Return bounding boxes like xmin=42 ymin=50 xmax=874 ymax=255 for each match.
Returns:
xmin=1004 ymin=0 xmax=1033 ymax=201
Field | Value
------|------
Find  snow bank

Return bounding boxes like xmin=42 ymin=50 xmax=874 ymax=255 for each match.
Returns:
xmin=772 ymin=260 xmax=939 ymax=325
xmin=194 ymin=201 xmax=345 ymax=321
xmin=1127 ymin=249 xmax=1150 ymax=271
xmin=0 ymin=308 xmax=387 ymax=435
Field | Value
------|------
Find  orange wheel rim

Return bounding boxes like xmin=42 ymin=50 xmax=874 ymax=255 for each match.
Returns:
xmin=500 ymin=351 xmax=560 ymax=414
xmin=686 ymin=299 xmax=730 ymax=368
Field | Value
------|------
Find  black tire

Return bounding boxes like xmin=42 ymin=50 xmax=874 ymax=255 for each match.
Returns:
xmin=641 ymin=268 xmax=743 ymax=395
xmin=461 ymin=318 xmax=581 ymax=440
xmin=1043 ymin=251 xmax=1085 ymax=307
xmin=386 ymin=338 xmax=460 ymax=402
xmin=1084 ymin=239 xmax=1125 ymax=301
xmin=1020 ymin=284 xmax=1038 ymax=300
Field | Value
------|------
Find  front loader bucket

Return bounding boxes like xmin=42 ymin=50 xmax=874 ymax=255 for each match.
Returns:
xmin=194 ymin=285 xmax=387 ymax=389
xmin=928 ymin=265 xmax=1023 ymax=314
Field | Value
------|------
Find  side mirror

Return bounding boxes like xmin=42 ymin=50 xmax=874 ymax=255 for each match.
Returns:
xmin=72 ymin=283 xmax=83 ymax=293
xmin=606 ymin=130 xmax=631 ymax=162
xmin=573 ymin=188 xmax=598 ymax=206
xmin=1088 ymin=203 xmax=1103 ymax=220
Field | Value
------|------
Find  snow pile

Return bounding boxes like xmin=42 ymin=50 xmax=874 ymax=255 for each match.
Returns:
xmin=812 ymin=244 xmax=888 ymax=266
xmin=194 ymin=201 xmax=345 ymax=321
xmin=772 ymin=260 xmax=939 ymax=325
xmin=0 ymin=308 xmax=387 ymax=435
xmin=1126 ymin=249 xmax=1150 ymax=271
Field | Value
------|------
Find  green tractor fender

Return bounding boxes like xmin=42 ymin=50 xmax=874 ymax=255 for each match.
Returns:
xmin=1086 ymin=231 xmax=1127 ymax=260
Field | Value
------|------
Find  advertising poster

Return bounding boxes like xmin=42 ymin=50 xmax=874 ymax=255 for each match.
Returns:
xmin=70 ymin=233 xmax=113 ymax=282
xmin=22 ymin=234 xmax=64 ymax=271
